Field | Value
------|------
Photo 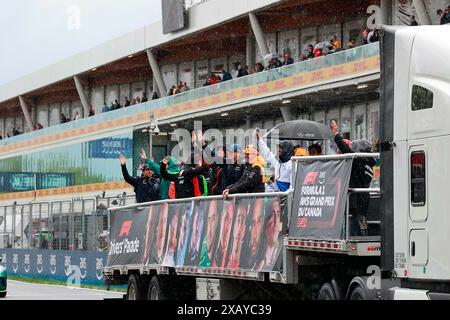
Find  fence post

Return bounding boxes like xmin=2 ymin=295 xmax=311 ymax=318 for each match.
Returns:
xmin=12 ymin=203 xmax=16 ymax=248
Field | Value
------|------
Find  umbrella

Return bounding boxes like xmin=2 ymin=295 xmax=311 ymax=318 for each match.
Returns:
xmin=314 ymin=41 xmax=333 ymax=54
xmin=264 ymin=119 xmax=334 ymax=140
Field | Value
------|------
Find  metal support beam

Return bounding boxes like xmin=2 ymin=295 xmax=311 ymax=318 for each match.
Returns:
xmin=380 ymin=0 xmax=393 ymax=25
xmin=249 ymin=13 xmax=269 ymax=63
xmin=412 ymin=0 xmax=431 ymax=25
xmin=280 ymin=105 xmax=296 ymax=122
xmin=246 ymin=35 xmax=256 ymax=68
xmin=18 ymin=96 xmax=34 ymax=132
xmin=147 ymin=49 xmax=167 ymax=98
xmin=74 ymin=75 xmax=90 ymax=117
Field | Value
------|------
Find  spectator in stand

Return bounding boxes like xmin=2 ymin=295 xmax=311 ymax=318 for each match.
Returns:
xmin=136 ymin=97 xmax=141 ymax=104
xmin=410 ymin=15 xmax=418 ymax=26
xmin=102 ymin=102 xmax=109 ymax=113
xmin=301 ymin=44 xmax=315 ymax=60
xmin=152 ymin=92 xmax=159 ymax=100
xmin=221 ymin=68 xmax=232 ymax=81
xmin=168 ymin=85 xmax=176 ymax=95
xmin=437 ymin=9 xmax=450 ymax=24
xmin=109 ymin=102 xmax=115 ymax=110
xmin=331 ymin=35 xmax=341 ymax=51
xmin=34 ymin=122 xmax=44 ymax=130
xmin=141 ymin=92 xmax=148 ymax=103
xmin=254 ymin=62 xmax=264 ymax=73
xmin=313 ymin=47 xmax=324 ymax=58
xmin=265 ymin=55 xmax=282 ymax=70
xmin=73 ymin=111 xmax=80 ymax=121
xmin=235 ymin=62 xmax=248 ymax=78
xmin=346 ymin=38 xmax=357 ymax=49
xmin=61 ymin=113 xmax=69 ymax=123
xmin=114 ymin=99 xmax=122 ymax=109
xmin=124 ymin=97 xmax=131 ymax=107
xmin=367 ymin=28 xmax=380 ymax=43
xmin=13 ymin=127 xmax=22 ymax=136
xmin=281 ymin=50 xmax=294 ymax=66
xmin=361 ymin=26 xmax=369 ymax=45
xmin=183 ymin=82 xmax=190 ymax=91
xmin=88 ymin=105 xmax=95 ymax=117
xmin=447 ymin=5 xmax=450 ymax=20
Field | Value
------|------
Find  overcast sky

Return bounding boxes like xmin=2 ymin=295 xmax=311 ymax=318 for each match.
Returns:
xmin=0 ymin=0 xmax=162 ymax=86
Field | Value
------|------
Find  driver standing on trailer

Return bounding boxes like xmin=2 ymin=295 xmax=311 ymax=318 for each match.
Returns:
xmin=119 ymin=153 xmax=161 ymax=203
xmin=330 ymin=120 xmax=376 ymax=237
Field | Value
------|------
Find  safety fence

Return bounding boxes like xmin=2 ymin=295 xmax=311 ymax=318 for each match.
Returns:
xmin=0 ymin=194 xmax=136 ymax=252
xmin=0 ymin=248 xmax=107 ymax=286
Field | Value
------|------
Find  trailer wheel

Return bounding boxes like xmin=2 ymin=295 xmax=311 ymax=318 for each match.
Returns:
xmin=349 ymin=285 xmax=368 ymax=300
xmin=127 ymin=274 xmax=145 ymax=300
xmin=317 ymin=283 xmax=338 ymax=300
xmin=148 ymin=275 xmax=169 ymax=300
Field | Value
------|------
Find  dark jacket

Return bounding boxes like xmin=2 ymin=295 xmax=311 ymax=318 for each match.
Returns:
xmin=160 ymin=162 xmax=208 ymax=199
xmin=334 ymin=134 xmax=376 ymax=212
xmin=222 ymin=162 xmax=246 ymax=190
xmin=221 ymin=71 xmax=232 ymax=81
xmin=441 ymin=14 xmax=450 ymax=25
xmin=282 ymin=58 xmax=294 ymax=66
xmin=121 ymin=164 xmax=161 ymax=203
xmin=227 ymin=164 xmax=265 ymax=194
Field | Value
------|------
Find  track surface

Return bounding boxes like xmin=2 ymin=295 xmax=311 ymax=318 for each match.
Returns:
xmin=2 ymin=280 xmax=124 ymax=300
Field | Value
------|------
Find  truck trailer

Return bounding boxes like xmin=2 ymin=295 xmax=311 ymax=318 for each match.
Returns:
xmin=103 ymin=25 xmax=450 ymax=300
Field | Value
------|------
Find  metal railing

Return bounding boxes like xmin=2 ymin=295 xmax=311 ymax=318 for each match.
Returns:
xmin=0 ymin=193 xmax=136 ymax=251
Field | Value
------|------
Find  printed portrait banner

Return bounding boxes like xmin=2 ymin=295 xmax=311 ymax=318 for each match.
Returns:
xmin=289 ymin=159 xmax=353 ymax=240
xmin=106 ymin=194 xmax=289 ymax=273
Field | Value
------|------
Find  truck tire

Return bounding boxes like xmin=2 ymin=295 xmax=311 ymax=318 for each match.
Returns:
xmin=127 ymin=274 xmax=146 ymax=300
xmin=349 ymin=285 xmax=368 ymax=300
xmin=0 ymin=292 xmax=6 ymax=298
xmin=147 ymin=275 xmax=169 ymax=300
xmin=317 ymin=283 xmax=338 ymax=300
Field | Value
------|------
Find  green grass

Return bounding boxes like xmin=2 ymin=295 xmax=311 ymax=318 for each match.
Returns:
xmin=8 ymin=275 xmax=127 ymax=293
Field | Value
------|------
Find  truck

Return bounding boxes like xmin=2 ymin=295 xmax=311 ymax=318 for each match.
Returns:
xmin=103 ymin=25 xmax=450 ymax=300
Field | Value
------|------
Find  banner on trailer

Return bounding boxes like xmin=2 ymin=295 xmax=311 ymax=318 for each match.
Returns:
xmin=106 ymin=194 xmax=289 ymax=272
xmin=289 ymin=159 xmax=353 ymax=240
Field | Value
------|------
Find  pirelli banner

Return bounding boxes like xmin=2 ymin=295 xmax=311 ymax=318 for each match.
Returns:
xmin=289 ymin=159 xmax=353 ymax=240
xmin=107 ymin=194 xmax=288 ymax=272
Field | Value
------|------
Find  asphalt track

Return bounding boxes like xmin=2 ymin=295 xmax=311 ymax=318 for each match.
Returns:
xmin=2 ymin=280 xmax=124 ymax=300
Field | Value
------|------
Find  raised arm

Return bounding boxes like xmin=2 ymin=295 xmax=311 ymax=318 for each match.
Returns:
xmin=331 ymin=120 xmax=353 ymax=154
xmin=120 ymin=154 xmax=139 ymax=187
xmin=160 ymin=157 xmax=177 ymax=182
xmin=256 ymin=131 xmax=279 ymax=171
xmin=140 ymin=148 xmax=161 ymax=176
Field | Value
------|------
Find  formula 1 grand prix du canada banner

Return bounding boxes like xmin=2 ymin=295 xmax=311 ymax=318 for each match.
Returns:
xmin=289 ymin=158 xmax=353 ymax=240
xmin=107 ymin=194 xmax=289 ymax=273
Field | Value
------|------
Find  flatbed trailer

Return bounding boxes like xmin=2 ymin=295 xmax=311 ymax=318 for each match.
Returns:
xmin=104 ymin=25 xmax=450 ymax=300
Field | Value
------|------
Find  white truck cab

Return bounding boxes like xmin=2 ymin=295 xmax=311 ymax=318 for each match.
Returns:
xmin=381 ymin=25 xmax=450 ymax=298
